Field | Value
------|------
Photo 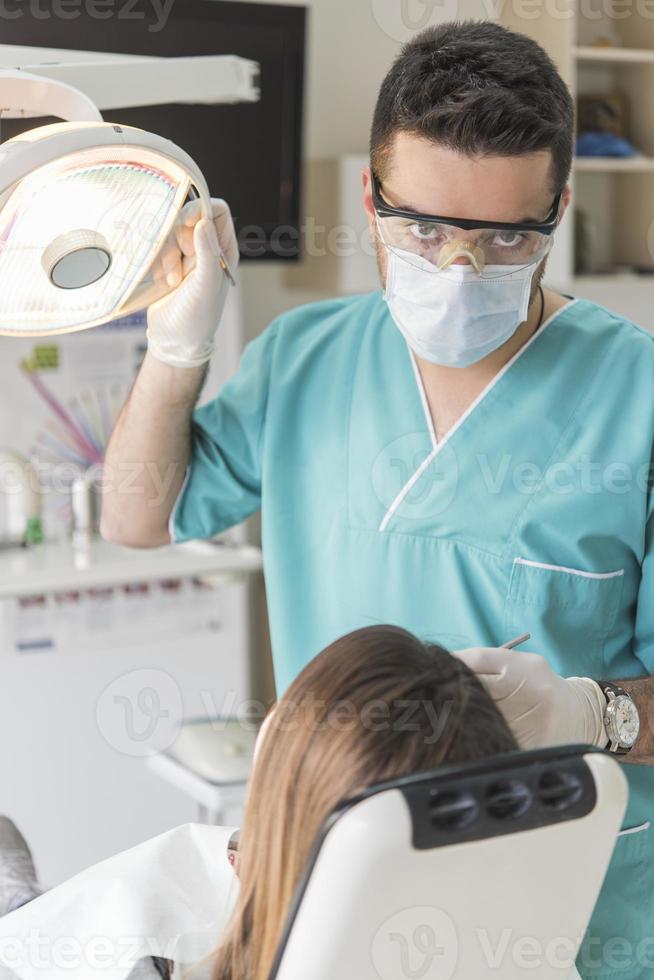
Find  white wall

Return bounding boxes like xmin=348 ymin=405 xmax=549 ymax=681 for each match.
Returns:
xmin=235 ymin=0 xmax=654 ymax=337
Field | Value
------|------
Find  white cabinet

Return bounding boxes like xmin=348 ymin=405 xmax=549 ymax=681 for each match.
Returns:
xmin=0 ymin=283 xmax=264 ymax=884
xmin=0 ymin=539 xmax=262 ymax=886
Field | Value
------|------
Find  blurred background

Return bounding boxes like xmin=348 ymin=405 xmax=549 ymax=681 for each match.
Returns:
xmin=0 ymin=0 xmax=652 ymax=886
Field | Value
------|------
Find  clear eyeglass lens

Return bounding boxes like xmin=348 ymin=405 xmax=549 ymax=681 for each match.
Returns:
xmin=379 ymin=216 xmax=550 ymax=270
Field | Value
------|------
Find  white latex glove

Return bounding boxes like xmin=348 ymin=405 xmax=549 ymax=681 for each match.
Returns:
xmin=146 ymin=197 xmax=239 ymax=368
xmin=455 ymin=647 xmax=608 ymax=750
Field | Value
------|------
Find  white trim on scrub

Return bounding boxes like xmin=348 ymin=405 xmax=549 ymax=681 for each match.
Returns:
xmin=513 ymin=557 xmax=625 ymax=580
xmin=617 ymin=821 xmax=651 ymax=837
xmin=378 ymin=299 xmax=579 ymax=533
xmin=409 ymin=348 xmax=438 ymax=451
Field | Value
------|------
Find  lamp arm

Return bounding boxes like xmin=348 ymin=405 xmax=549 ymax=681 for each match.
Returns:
xmin=0 ymin=69 xmax=101 ymax=122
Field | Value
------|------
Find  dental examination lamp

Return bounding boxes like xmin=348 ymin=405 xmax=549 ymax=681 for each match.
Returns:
xmin=0 ymin=49 xmax=259 ymax=337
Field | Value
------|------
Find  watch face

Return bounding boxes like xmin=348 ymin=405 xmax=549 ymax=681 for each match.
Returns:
xmin=610 ymin=695 xmax=640 ymax=748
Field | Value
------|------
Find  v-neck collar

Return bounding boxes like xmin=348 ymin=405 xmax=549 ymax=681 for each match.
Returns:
xmin=379 ymin=298 xmax=579 ymax=532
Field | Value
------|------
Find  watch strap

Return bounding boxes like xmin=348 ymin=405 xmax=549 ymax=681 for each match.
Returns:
xmin=600 ymin=681 xmax=627 ymax=701
xmin=598 ymin=681 xmax=635 ymax=755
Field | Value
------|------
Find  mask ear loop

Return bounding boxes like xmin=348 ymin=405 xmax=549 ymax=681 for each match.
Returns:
xmin=374 ymin=214 xmax=391 ymax=254
xmin=374 ymin=216 xmax=397 ymax=300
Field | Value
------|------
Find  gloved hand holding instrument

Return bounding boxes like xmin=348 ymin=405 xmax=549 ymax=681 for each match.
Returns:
xmin=146 ymin=196 xmax=239 ymax=369
xmin=457 ymin=633 xmax=609 ymax=751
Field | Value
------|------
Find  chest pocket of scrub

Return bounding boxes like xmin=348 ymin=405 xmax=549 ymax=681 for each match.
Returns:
xmin=504 ymin=558 xmax=624 ymax=678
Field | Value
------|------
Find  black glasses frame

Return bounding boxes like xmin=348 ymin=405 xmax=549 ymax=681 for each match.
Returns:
xmin=371 ymin=171 xmax=562 ymax=236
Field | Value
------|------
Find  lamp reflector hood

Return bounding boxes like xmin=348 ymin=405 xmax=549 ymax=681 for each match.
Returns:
xmin=0 ymin=122 xmax=218 ymax=336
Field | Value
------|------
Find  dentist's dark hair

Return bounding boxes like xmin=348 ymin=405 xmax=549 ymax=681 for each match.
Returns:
xmin=371 ymin=20 xmax=574 ymax=194
xmin=209 ymin=624 xmax=517 ymax=980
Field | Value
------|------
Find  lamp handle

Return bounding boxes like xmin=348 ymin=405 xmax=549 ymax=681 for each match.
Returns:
xmin=189 ymin=181 xmax=236 ymax=285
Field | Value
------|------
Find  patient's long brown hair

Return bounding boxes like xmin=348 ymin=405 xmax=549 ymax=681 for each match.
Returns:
xmin=210 ymin=625 xmax=517 ymax=980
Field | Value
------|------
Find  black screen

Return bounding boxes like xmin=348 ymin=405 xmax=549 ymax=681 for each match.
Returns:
xmin=0 ymin=0 xmax=306 ymax=259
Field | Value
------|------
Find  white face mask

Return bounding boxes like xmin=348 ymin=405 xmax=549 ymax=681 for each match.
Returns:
xmin=383 ymin=247 xmax=538 ymax=368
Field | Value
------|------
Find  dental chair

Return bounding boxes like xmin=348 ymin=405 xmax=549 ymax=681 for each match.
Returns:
xmin=0 ymin=746 xmax=627 ymax=980
xmin=270 ymin=745 xmax=627 ymax=980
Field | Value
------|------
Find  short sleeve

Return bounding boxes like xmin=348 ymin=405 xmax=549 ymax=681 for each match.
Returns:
xmin=170 ymin=321 xmax=279 ymax=543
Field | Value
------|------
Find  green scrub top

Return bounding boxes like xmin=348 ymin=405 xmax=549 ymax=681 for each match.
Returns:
xmin=172 ymin=291 xmax=654 ymax=979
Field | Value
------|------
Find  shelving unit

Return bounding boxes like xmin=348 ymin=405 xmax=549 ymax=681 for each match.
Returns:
xmin=495 ymin=0 xmax=654 ymax=324
xmin=574 ymin=157 xmax=654 ymax=173
xmin=0 ymin=537 xmax=263 ymax=599
xmin=574 ymin=45 xmax=654 ymax=64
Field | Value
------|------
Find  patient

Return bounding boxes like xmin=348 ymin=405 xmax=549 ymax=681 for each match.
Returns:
xmin=0 ymin=626 xmax=517 ymax=980
xmin=209 ymin=624 xmax=518 ymax=980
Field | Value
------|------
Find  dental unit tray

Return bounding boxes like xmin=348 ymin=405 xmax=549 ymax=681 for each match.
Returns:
xmin=270 ymin=745 xmax=627 ymax=980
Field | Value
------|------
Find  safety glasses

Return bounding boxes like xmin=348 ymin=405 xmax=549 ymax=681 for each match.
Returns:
xmin=372 ymin=171 xmax=561 ymax=279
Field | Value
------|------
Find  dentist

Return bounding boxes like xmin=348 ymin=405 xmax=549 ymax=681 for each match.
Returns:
xmin=103 ymin=22 xmax=654 ymax=977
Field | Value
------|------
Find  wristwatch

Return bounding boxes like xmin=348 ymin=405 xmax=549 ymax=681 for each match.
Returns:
xmin=600 ymin=682 xmax=640 ymax=755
